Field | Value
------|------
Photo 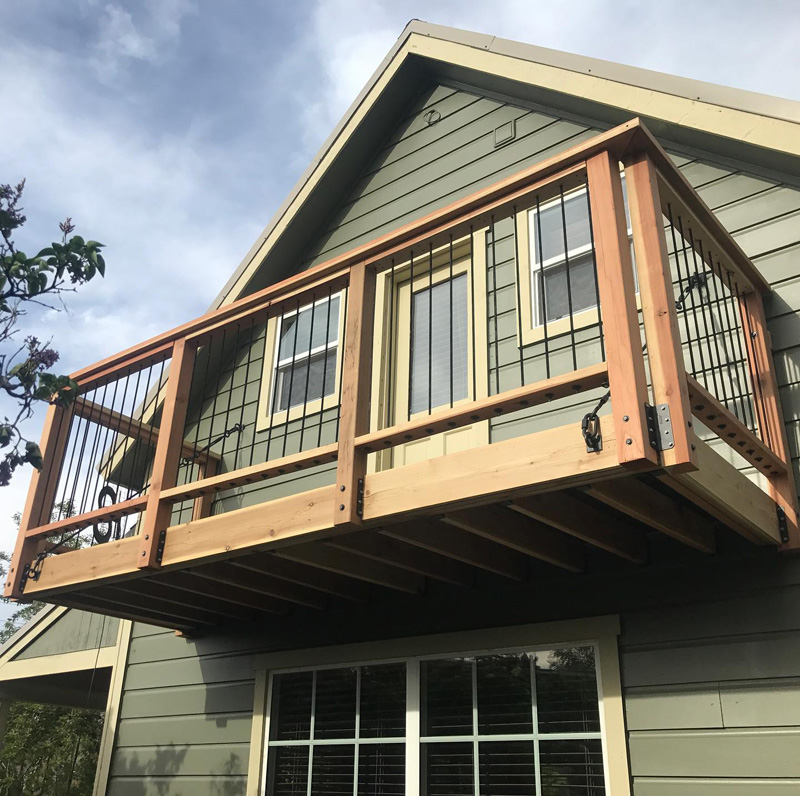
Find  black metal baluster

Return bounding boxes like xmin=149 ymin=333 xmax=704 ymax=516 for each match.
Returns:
xmin=282 ymin=299 xmax=302 ymax=458
xmin=265 ymin=306 xmax=285 ymax=463
xmin=219 ymin=323 xmax=243 ymax=463
xmin=698 ymin=241 xmax=732 ymax=412
xmin=723 ymin=268 xmax=758 ymax=433
xmin=428 ymin=241 xmax=434 ymax=415
xmin=299 ymin=295 xmax=317 ymax=452
xmin=490 ymin=216 xmax=501 ymax=395
xmin=585 ymin=184 xmax=605 ymax=363
xmin=688 ymin=230 xmax=721 ymax=400
xmin=512 ymin=207 xmax=526 ymax=386
xmin=408 ymin=250 xmax=415 ymax=422
xmin=535 ymin=195 xmax=552 ymax=379
xmin=234 ymin=318 xmax=256 ymax=473
xmin=317 ymin=287 xmax=334 ymax=450
xmin=737 ymin=280 xmax=772 ymax=448
xmin=559 ymin=184 xmax=579 ymax=372
xmin=666 ymin=204 xmax=698 ymax=379
xmin=449 ymin=235 xmax=454 ymax=407
xmin=335 ymin=284 xmax=348 ymax=442
xmin=676 ymin=214 xmax=709 ymax=385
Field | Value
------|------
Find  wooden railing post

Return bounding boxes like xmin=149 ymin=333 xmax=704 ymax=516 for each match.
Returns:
xmin=624 ymin=150 xmax=698 ymax=472
xmin=334 ymin=262 xmax=376 ymax=527
xmin=586 ymin=150 xmax=658 ymax=469
xmin=4 ymin=402 xmax=73 ymax=598
xmin=137 ymin=338 xmax=197 ymax=569
xmin=740 ymin=291 xmax=800 ymax=548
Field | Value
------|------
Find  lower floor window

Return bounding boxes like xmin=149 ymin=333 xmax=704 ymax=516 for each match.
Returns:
xmin=264 ymin=647 xmax=606 ymax=796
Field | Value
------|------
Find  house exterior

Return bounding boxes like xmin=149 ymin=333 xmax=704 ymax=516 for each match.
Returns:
xmin=4 ymin=20 xmax=800 ymax=795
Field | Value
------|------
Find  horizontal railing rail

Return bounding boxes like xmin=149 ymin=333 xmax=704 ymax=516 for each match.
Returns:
xmin=5 ymin=118 xmax=795 ymax=600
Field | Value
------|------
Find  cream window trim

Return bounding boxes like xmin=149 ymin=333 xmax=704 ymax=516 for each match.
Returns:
xmin=368 ymin=231 xmax=489 ymax=472
xmin=515 ymin=179 xmax=636 ymax=348
xmin=256 ymin=291 xmax=346 ymax=432
xmin=253 ymin=614 xmax=630 ymax=796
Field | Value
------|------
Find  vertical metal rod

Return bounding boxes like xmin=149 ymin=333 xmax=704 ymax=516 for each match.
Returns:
xmin=697 ymin=239 xmax=731 ymax=410
xmin=68 ymin=383 xmax=102 ymax=517
xmin=490 ymin=216 xmax=501 ymax=395
xmin=559 ymin=184 xmax=579 ymax=372
xmin=469 ymin=227 xmax=477 ymax=401
xmin=282 ymin=299 xmax=302 ymax=458
xmin=710 ymin=252 xmax=746 ymax=421
xmin=386 ymin=260 xmax=396 ymax=427
xmin=125 ymin=365 xmax=145 ymax=500
xmin=84 ymin=374 xmax=120 ymax=517
xmin=687 ymin=230 xmax=721 ymax=400
xmin=535 ymin=195 xmax=551 ymax=379
xmin=724 ymin=267 xmax=758 ymax=432
xmin=666 ymin=204 xmax=698 ymax=378
xmin=512 ymin=207 xmax=526 ymax=386
xmin=335 ymin=284 xmax=348 ymax=442
xmin=584 ymin=183 xmax=605 ymax=363
xmin=204 ymin=329 xmax=228 ymax=477
xmin=219 ymin=323 xmax=243 ymax=463
xmin=265 ymin=306 xmax=285 ymax=462
xmin=676 ymin=214 xmax=708 ymax=383
xmin=142 ymin=358 xmax=168 ymax=494
xmin=317 ymin=287 xmax=334 ymax=450
xmin=234 ymin=318 xmax=256 ymax=471
xmin=56 ymin=402 xmax=87 ymax=519
xmin=449 ymin=235 xmax=454 ymax=407
xmin=408 ymin=250 xmax=415 ymax=422
xmin=191 ymin=339 xmax=212 ymax=474
xmin=428 ymin=241 xmax=433 ymax=415
xmin=111 ymin=368 xmax=133 ymax=503
xmin=299 ymin=295 xmax=317 ymax=452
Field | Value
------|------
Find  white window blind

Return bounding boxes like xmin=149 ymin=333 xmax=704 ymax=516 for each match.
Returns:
xmin=410 ymin=274 xmax=469 ymax=414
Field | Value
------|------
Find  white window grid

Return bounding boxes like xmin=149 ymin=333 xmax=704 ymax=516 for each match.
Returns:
xmin=528 ymin=182 xmax=633 ymax=328
xmin=270 ymin=293 xmax=342 ymax=413
xmin=262 ymin=643 xmax=606 ymax=796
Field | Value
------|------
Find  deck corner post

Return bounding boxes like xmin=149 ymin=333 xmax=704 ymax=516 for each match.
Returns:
xmin=137 ymin=337 xmax=198 ymax=570
xmin=586 ymin=149 xmax=658 ymax=470
xmin=4 ymin=402 xmax=73 ymax=598
xmin=334 ymin=261 xmax=376 ymax=527
xmin=623 ymin=149 xmax=698 ymax=472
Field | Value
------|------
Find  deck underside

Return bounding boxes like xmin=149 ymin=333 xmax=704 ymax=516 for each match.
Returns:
xmin=21 ymin=421 xmax=782 ymax=633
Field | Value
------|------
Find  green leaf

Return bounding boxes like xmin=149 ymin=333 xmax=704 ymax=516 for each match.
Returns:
xmin=96 ymin=254 xmax=106 ymax=276
xmin=36 ymin=247 xmax=55 ymax=257
xmin=70 ymin=234 xmax=85 ymax=247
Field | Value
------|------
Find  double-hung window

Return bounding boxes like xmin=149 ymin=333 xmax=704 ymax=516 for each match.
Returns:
xmin=263 ymin=644 xmax=608 ymax=796
xmin=519 ymin=179 xmax=633 ymax=341
xmin=259 ymin=293 xmax=343 ymax=427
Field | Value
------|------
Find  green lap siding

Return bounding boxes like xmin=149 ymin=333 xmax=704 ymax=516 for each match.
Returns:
xmin=12 ymin=610 xmax=118 ymax=660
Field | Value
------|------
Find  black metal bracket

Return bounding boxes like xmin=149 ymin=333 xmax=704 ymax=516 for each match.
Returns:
xmin=582 ymin=412 xmax=603 ymax=453
xmin=155 ymin=528 xmax=168 ymax=564
xmin=645 ymin=403 xmax=675 ymax=452
xmin=356 ymin=478 xmax=365 ymax=519
xmin=777 ymin=505 xmax=790 ymax=544
xmin=19 ymin=553 xmax=46 ymax=592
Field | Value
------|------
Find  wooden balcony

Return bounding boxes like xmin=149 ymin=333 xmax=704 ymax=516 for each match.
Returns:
xmin=6 ymin=119 xmax=798 ymax=632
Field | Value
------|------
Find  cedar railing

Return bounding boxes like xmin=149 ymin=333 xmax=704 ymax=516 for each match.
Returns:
xmin=5 ymin=119 xmax=795 ymax=600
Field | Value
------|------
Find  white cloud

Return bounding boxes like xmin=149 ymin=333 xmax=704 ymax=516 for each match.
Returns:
xmin=92 ymin=0 xmax=195 ymax=78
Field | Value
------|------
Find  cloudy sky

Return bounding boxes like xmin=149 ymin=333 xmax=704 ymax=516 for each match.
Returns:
xmin=1 ymin=0 xmax=798 ymax=606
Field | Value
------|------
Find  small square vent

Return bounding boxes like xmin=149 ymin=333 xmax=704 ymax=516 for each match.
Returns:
xmin=494 ymin=119 xmax=516 ymax=148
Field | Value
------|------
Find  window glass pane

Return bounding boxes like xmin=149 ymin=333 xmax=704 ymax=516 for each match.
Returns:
xmin=477 ymin=653 xmax=533 ymax=735
xmin=276 ymin=348 xmax=337 ymax=412
xmin=360 ymin=663 xmax=407 ymax=738
xmin=311 ymin=744 xmax=355 ymax=796
xmin=422 ymin=742 xmax=473 ymax=796
xmin=314 ymin=667 xmax=357 ymax=739
xmin=534 ymin=648 xmax=600 ymax=734
xmin=421 ymin=657 xmax=473 ymax=737
xmin=539 ymin=739 xmax=605 ymax=795
xmin=478 ymin=741 xmax=536 ymax=796
xmin=272 ymin=671 xmax=313 ymax=740
xmin=268 ymin=746 xmax=309 ymax=796
xmin=278 ymin=295 xmax=340 ymax=361
xmin=410 ymin=274 xmax=469 ymax=414
xmin=358 ymin=743 xmax=405 ymax=796
xmin=531 ymin=193 xmax=591 ymax=265
xmin=539 ymin=253 xmax=597 ymax=324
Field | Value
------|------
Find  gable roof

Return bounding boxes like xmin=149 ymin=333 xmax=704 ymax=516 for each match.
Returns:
xmin=212 ymin=20 xmax=800 ymax=310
